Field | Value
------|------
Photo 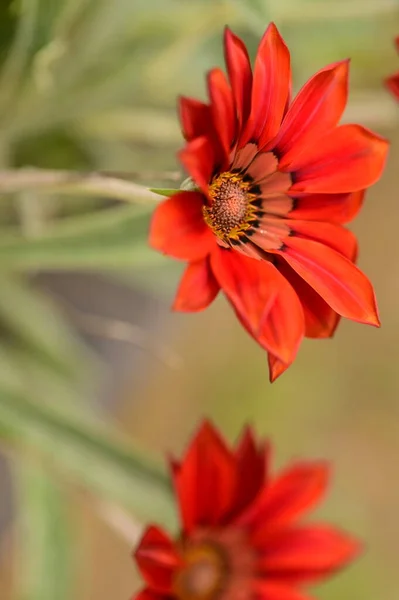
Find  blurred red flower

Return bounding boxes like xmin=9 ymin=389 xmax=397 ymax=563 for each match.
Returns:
xmin=386 ymin=37 xmax=399 ymax=100
xmin=150 ymin=23 xmax=388 ymax=381
xmin=133 ymin=421 xmax=360 ymax=600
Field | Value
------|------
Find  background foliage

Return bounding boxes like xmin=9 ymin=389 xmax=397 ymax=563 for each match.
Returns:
xmin=0 ymin=0 xmax=398 ymax=599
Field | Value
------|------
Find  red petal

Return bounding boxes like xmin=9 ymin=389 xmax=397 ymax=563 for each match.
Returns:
xmin=178 ymin=136 xmax=215 ymax=194
xmin=171 ymin=420 xmax=236 ymax=532
xmin=134 ymin=526 xmax=180 ymax=593
xmin=273 ymin=61 xmax=349 ymax=161
xmin=224 ymin=27 xmax=252 ymax=128
xmin=132 ymin=589 xmax=163 ymax=600
xmin=211 ymin=249 xmax=304 ymax=364
xmin=230 ymin=428 xmax=269 ymax=517
xmin=179 ymin=97 xmax=212 ymax=141
xmin=385 ymin=73 xmax=399 ymax=100
xmin=262 ymin=525 xmax=361 ymax=582
xmin=243 ymin=23 xmax=291 ymax=147
xmin=288 ymin=125 xmax=388 ymax=193
xmin=277 ymin=258 xmax=340 ymax=339
xmin=268 ymin=353 xmax=290 ymax=382
xmin=238 ymin=461 xmax=329 ymax=530
xmin=208 ymin=68 xmax=236 ymax=162
xmin=173 ymin=258 xmax=220 ymax=312
xmin=149 ymin=191 xmax=214 ymax=261
xmin=277 ymin=237 xmax=379 ymax=326
xmin=255 ymin=581 xmax=312 ymax=600
xmin=286 ymin=220 xmax=357 ymax=261
xmin=289 ymin=190 xmax=365 ymax=224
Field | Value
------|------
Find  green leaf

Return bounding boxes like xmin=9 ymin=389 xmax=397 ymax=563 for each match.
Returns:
xmin=14 ymin=458 xmax=75 ymax=600
xmin=149 ymin=187 xmax=178 ymax=197
xmin=0 ymin=352 xmax=176 ymax=526
xmin=0 ymin=274 xmax=86 ymax=379
xmin=0 ymin=204 xmax=167 ymax=269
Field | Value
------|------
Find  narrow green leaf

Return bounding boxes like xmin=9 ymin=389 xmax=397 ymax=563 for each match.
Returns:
xmin=0 ymin=204 xmax=167 ymax=269
xmin=149 ymin=188 xmax=178 ymax=197
xmin=14 ymin=459 xmax=74 ymax=600
xmin=0 ymin=379 xmax=176 ymax=526
xmin=0 ymin=274 xmax=86 ymax=379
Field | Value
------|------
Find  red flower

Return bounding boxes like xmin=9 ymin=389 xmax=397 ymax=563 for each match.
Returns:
xmin=150 ymin=23 xmax=388 ymax=381
xmin=386 ymin=37 xmax=399 ymax=100
xmin=133 ymin=421 xmax=360 ymax=600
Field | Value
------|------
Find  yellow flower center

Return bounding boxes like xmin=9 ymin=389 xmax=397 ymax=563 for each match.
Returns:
xmin=203 ymin=172 xmax=257 ymax=243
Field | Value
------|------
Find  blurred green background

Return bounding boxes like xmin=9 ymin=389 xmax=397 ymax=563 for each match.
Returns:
xmin=0 ymin=0 xmax=398 ymax=599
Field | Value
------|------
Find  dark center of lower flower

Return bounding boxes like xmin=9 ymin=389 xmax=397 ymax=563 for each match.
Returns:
xmin=173 ymin=543 xmax=226 ymax=600
xmin=203 ymin=172 xmax=257 ymax=244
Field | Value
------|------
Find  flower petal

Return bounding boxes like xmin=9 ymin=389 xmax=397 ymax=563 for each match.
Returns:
xmin=386 ymin=72 xmax=399 ymax=100
xmin=149 ymin=191 xmax=214 ymax=260
xmin=173 ymin=258 xmax=220 ymax=312
xmin=178 ymin=136 xmax=215 ymax=194
xmin=224 ymin=27 xmax=252 ymax=128
xmin=238 ymin=461 xmax=329 ymax=529
xmin=134 ymin=526 xmax=181 ymax=593
xmin=179 ymin=97 xmax=212 ymax=141
xmin=273 ymin=60 xmax=349 ymax=161
xmin=287 ymin=125 xmax=389 ymax=193
xmin=289 ymin=190 xmax=365 ymax=224
xmin=170 ymin=421 xmax=236 ymax=532
xmin=277 ymin=237 xmax=380 ymax=326
xmin=268 ymin=353 xmax=291 ymax=382
xmin=132 ymin=588 xmax=164 ymax=600
xmin=207 ymin=68 xmax=235 ymax=163
xmin=211 ymin=249 xmax=304 ymax=364
xmin=255 ymin=581 xmax=312 ymax=600
xmin=287 ymin=220 xmax=358 ymax=261
xmin=231 ymin=428 xmax=269 ymax=517
xmin=277 ymin=258 xmax=340 ymax=339
xmin=242 ymin=23 xmax=291 ymax=147
xmin=262 ymin=525 xmax=361 ymax=582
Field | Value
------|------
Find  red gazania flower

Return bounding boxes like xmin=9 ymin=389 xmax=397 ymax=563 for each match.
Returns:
xmin=385 ymin=36 xmax=399 ymax=100
xmin=133 ymin=421 xmax=360 ymax=600
xmin=150 ymin=23 xmax=389 ymax=381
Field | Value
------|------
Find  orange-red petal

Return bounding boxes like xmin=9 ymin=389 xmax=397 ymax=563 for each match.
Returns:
xmin=173 ymin=258 xmax=220 ymax=312
xmin=207 ymin=68 xmax=236 ymax=163
xmin=242 ymin=23 xmax=291 ymax=147
xmin=178 ymin=136 xmax=215 ymax=194
xmin=287 ymin=125 xmax=388 ymax=193
xmin=135 ymin=526 xmax=181 ymax=593
xmin=386 ymin=72 xmax=399 ymax=100
xmin=277 ymin=258 xmax=340 ymax=339
xmin=179 ymin=96 xmax=212 ymax=141
xmin=278 ymin=237 xmax=380 ymax=326
xmin=255 ymin=581 xmax=312 ymax=600
xmin=171 ymin=421 xmax=236 ymax=532
xmin=224 ymin=27 xmax=252 ymax=128
xmin=289 ymin=190 xmax=365 ymax=224
xmin=211 ymin=249 xmax=304 ymax=364
xmin=231 ymin=429 xmax=269 ymax=517
xmin=238 ymin=461 xmax=330 ymax=530
xmin=286 ymin=220 xmax=358 ymax=261
xmin=273 ymin=61 xmax=349 ymax=160
xmin=149 ymin=191 xmax=214 ymax=261
xmin=268 ymin=353 xmax=291 ymax=382
xmin=132 ymin=589 xmax=162 ymax=600
xmin=263 ymin=525 xmax=360 ymax=581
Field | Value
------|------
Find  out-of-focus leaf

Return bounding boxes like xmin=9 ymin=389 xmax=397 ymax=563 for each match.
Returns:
xmin=0 ymin=351 xmax=176 ymax=525
xmin=0 ymin=203 xmax=168 ymax=269
xmin=14 ymin=459 xmax=74 ymax=600
xmin=0 ymin=274 xmax=86 ymax=379
xmin=0 ymin=0 xmax=40 ymax=120
xmin=149 ymin=188 xmax=178 ymax=197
